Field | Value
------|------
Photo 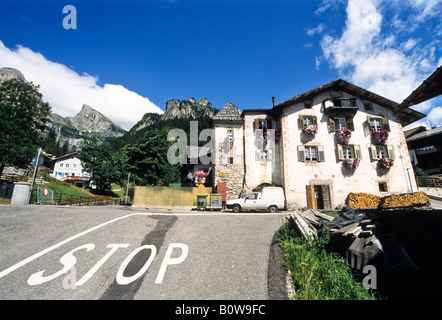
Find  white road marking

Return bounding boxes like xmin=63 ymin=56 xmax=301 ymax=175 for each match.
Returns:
xmin=0 ymin=210 xmax=283 ymax=280
xmin=0 ymin=212 xmax=149 ymax=280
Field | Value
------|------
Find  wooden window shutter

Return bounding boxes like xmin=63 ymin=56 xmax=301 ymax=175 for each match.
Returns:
xmin=254 ymin=119 xmax=259 ymax=131
xmin=367 ymin=116 xmax=373 ymax=132
xmin=382 ymin=118 xmax=390 ymax=132
xmin=346 ymin=117 xmax=355 ymax=131
xmin=318 ymin=145 xmax=325 ymax=162
xmin=329 ymin=117 xmax=336 ymax=132
xmin=337 ymin=144 xmax=344 ymax=160
xmin=297 ymin=145 xmax=305 ymax=162
xmin=387 ymin=145 xmax=395 ymax=159
xmin=312 ymin=116 xmax=318 ymax=126
xmin=371 ymin=145 xmax=378 ymax=160
xmin=299 ymin=115 xmax=304 ymax=129
xmin=354 ymin=145 xmax=362 ymax=159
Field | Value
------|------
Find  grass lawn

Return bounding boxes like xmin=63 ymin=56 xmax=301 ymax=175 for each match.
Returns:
xmin=30 ymin=183 xmax=98 ymax=203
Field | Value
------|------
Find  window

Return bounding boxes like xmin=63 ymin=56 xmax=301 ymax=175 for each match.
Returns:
xmin=337 ymin=144 xmax=361 ymax=160
xmin=66 ymin=163 xmax=70 ymax=168
xmin=305 ymin=146 xmax=318 ymax=161
xmin=367 ymin=117 xmax=390 ymax=132
xmin=254 ymin=119 xmax=267 ymax=131
xmin=342 ymin=146 xmax=354 ymax=159
xmin=59 ymin=163 xmax=63 ymax=168
xmin=329 ymin=117 xmax=354 ymax=132
xmin=376 ymin=146 xmax=387 ymax=159
xmin=371 ymin=145 xmax=395 ymax=160
xmin=379 ymin=182 xmax=388 ymax=192
xmin=299 ymin=115 xmax=317 ymax=129
xmin=336 ymin=118 xmax=347 ymax=130
xmin=228 ymin=157 xmax=234 ymax=164
xmin=364 ymin=103 xmax=373 ymax=111
xmin=369 ymin=118 xmax=382 ymax=131
xmin=297 ymin=145 xmax=325 ymax=162
xmin=332 ymin=98 xmax=356 ymax=107
xmin=73 ymin=164 xmax=77 ymax=168
xmin=304 ymin=116 xmax=314 ymax=127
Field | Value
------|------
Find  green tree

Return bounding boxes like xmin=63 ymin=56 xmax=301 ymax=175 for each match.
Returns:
xmin=124 ymin=127 xmax=181 ymax=186
xmin=80 ymin=141 xmax=127 ymax=191
xmin=0 ymin=79 xmax=51 ymax=175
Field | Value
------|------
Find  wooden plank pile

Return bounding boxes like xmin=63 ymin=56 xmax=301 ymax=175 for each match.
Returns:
xmin=347 ymin=192 xmax=430 ymax=209
xmin=288 ymin=209 xmax=334 ymax=241
xmin=380 ymin=192 xmax=429 ymax=209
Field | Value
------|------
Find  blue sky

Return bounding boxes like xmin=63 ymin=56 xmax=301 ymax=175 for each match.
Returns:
xmin=0 ymin=0 xmax=441 ymax=130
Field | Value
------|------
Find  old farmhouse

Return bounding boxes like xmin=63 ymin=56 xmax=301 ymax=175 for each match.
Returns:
xmin=211 ymin=79 xmax=426 ymax=210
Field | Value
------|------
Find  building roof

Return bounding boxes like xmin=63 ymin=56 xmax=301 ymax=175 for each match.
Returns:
xmin=212 ymin=102 xmax=242 ymax=122
xmin=51 ymin=152 xmax=81 ymax=163
xmin=272 ymin=79 xmax=425 ymax=126
xmin=399 ymin=65 xmax=442 ymax=109
xmin=406 ymin=126 xmax=442 ymax=149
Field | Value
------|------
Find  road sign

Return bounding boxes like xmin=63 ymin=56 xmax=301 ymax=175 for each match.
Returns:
xmin=36 ymin=186 xmax=54 ymax=204
xmin=31 ymin=156 xmax=44 ymax=166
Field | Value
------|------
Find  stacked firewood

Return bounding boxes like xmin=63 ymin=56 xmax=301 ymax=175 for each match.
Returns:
xmin=380 ymin=192 xmax=429 ymax=208
xmin=346 ymin=193 xmax=381 ymax=209
xmin=347 ymin=192 xmax=429 ymax=209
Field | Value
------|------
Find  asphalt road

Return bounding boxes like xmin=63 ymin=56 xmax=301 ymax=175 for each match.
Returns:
xmin=0 ymin=205 xmax=288 ymax=300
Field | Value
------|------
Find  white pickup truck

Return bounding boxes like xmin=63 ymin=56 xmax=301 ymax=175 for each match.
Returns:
xmin=226 ymin=187 xmax=286 ymax=213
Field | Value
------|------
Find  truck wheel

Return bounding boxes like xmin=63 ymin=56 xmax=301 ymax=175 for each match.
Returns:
xmin=233 ymin=205 xmax=241 ymax=213
xmin=268 ymin=205 xmax=278 ymax=213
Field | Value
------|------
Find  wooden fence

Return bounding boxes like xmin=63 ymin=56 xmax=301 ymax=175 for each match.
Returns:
xmin=36 ymin=194 xmax=129 ymax=206
xmin=416 ymin=176 xmax=442 ymax=188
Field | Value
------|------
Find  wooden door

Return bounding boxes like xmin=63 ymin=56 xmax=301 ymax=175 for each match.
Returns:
xmin=306 ymin=185 xmax=315 ymax=209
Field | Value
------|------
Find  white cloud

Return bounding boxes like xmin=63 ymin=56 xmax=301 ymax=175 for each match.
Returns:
xmin=0 ymin=41 xmax=163 ymax=130
xmin=306 ymin=24 xmax=326 ymax=36
xmin=319 ymin=0 xmax=442 ymax=126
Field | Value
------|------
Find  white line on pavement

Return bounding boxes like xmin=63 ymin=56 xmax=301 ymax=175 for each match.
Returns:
xmin=0 ymin=212 xmax=149 ymax=280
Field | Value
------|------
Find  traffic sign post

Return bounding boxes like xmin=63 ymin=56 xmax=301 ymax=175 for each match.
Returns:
xmin=36 ymin=186 xmax=55 ymax=205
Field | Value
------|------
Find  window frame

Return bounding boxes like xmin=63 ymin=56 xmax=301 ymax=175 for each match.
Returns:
xmin=299 ymin=115 xmax=318 ymax=129
xmin=371 ymin=144 xmax=395 ymax=160
xmin=298 ymin=145 xmax=325 ymax=162
xmin=367 ymin=116 xmax=390 ymax=132
xmin=337 ymin=144 xmax=362 ymax=160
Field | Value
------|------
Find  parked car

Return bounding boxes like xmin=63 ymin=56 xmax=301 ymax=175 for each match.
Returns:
xmin=226 ymin=187 xmax=285 ymax=213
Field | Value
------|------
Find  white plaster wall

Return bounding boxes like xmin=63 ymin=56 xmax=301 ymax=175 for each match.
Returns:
xmin=243 ymin=114 xmax=282 ymax=191
xmin=281 ymin=91 xmax=418 ymax=209
xmin=52 ymin=156 xmax=85 ymax=179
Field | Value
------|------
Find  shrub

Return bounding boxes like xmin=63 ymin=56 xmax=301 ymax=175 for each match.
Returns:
xmin=279 ymin=223 xmax=379 ymax=300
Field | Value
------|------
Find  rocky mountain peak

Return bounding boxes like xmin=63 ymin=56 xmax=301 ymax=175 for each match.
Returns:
xmin=162 ymin=97 xmax=217 ymax=121
xmin=67 ymin=104 xmax=125 ymax=136
xmin=0 ymin=67 xmax=26 ymax=84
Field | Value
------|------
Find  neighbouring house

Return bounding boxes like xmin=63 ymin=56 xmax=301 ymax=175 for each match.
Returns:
xmin=51 ymin=152 xmax=90 ymax=187
xmin=405 ymin=126 xmax=442 ymax=176
xmin=211 ymin=79 xmax=426 ymax=210
xmin=401 ymin=65 xmax=442 ymax=177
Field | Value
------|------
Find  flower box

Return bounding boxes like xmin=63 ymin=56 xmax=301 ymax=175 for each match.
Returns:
xmin=378 ymin=157 xmax=394 ymax=170
xmin=302 ymin=124 xmax=318 ymax=136
xmin=343 ymin=158 xmax=360 ymax=171
xmin=335 ymin=128 xmax=352 ymax=144
xmin=371 ymin=129 xmax=389 ymax=144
